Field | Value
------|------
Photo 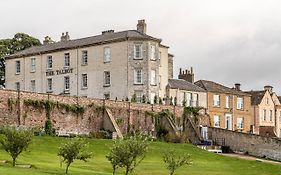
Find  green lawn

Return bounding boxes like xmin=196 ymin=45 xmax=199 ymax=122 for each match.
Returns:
xmin=0 ymin=136 xmax=280 ymax=175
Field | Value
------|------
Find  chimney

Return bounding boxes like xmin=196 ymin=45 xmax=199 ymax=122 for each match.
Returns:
xmin=102 ymin=30 xmax=115 ymax=35
xmin=178 ymin=67 xmax=194 ymax=83
xmin=264 ymin=85 xmax=273 ymax=94
xmin=43 ymin=36 xmax=54 ymax=45
xmin=61 ymin=32 xmax=70 ymax=42
xmin=234 ymin=83 xmax=241 ymax=91
xmin=137 ymin=19 xmax=147 ymax=34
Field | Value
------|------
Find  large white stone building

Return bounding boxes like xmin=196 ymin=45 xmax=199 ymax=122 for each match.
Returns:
xmin=5 ymin=20 xmax=174 ymax=102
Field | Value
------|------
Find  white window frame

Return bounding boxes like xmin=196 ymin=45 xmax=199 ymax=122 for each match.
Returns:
xmin=104 ymin=71 xmax=111 ymax=86
xmin=30 ymin=80 xmax=36 ymax=92
xmin=214 ymin=115 xmax=220 ymax=128
xmin=64 ymin=53 xmax=70 ymax=67
xmin=31 ymin=58 xmax=36 ymax=72
xmin=134 ymin=68 xmax=143 ymax=84
xmin=47 ymin=78 xmax=52 ymax=92
xmin=263 ymin=109 xmax=266 ymax=121
xmin=134 ymin=44 xmax=142 ymax=59
xmin=82 ymin=74 xmax=88 ymax=89
xmin=225 ymin=96 xmax=230 ymax=108
xmin=47 ymin=56 xmax=53 ymax=69
xmin=213 ymin=94 xmax=220 ymax=107
xmin=104 ymin=47 xmax=110 ymax=63
xmin=150 ymin=92 xmax=156 ymax=104
xmin=150 ymin=45 xmax=156 ymax=60
xmin=269 ymin=110 xmax=273 ymax=121
xmin=82 ymin=50 xmax=88 ymax=65
xmin=237 ymin=117 xmax=244 ymax=129
xmin=150 ymin=69 xmax=156 ymax=85
xmin=64 ymin=76 xmax=70 ymax=91
xmin=237 ymin=97 xmax=244 ymax=110
xmin=15 ymin=60 xmax=20 ymax=74
xmin=193 ymin=93 xmax=199 ymax=107
xmin=135 ymin=91 xmax=143 ymax=103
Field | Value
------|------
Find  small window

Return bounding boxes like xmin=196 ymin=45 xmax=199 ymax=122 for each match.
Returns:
xmin=15 ymin=82 xmax=20 ymax=90
xmin=134 ymin=69 xmax=142 ymax=84
xmin=150 ymin=45 xmax=156 ymax=60
xmin=104 ymin=93 xmax=110 ymax=100
xmin=225 ymin=96 xmax=230 ymax=108
xmin=213 ymin=94 xmax=220 ymax=107
xmin=47 ymin=56 xmax=53 ymax=69
xmin=237 ymin=97 xmax=244 ymax=110
xmin=214 ymin=115 xmax=220 ymax=128
xmin=64 ymin=76 xmax=70 ymax=90
xmin=64 ymin=53 xmax=70 ymax=67
xmin=30 ymin=80 xmax=36 ymax=92
xmin=269 ymin=110 xmax=273 ymax=121
xmin=104 ymin=47 xmax=110 ymax=63
xmin=237 ymin=117 xmax=244 ymax=129
xmin=104 ymin=71 xmax=111 ymax=86
xmin=134 ymin=44 xmax=142 ymax=59
xmin=150 ymin=70 xmax=156 ymax=85
xmin=186 ymin=93 xmax=192 ymax=106
xmin=47 ymin=78 xmax=52 ymax=92
xmin=135 ymin=91 xmax=143 ymax=103
xmin=263 ymin=109 xmax=267 ymax=121
xmin=82 ymin=50 xmax=88 ymax=65
xmin=31 ymin=58 xmax=36 ymax=72
xmin=193 ymin=94 xmax=199 ymax=107
xmin=82 ymin=74 xmax=88 ymax=88
xmin=15 ymin=61 xmax=20 ymax=74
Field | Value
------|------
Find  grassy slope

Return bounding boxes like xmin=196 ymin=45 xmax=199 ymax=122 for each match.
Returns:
xmin=0 ymin=136 xmax=280 ymax=175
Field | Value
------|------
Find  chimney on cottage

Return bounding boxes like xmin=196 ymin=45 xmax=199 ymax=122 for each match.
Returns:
xmin=137 ymin=19 xmax=147 ymax=34
xmin=178 ymin=67 xmax=194 ymax=83
xmin=61 ymin=32 xmax=70 ymax=42
xmin=234 ymin=83 xmax=241 ymax=91
xmin=102 ymin=30 xmax=115 ymax=35
xmin=264 ymin=85 xmax=273 ymax=94
xmin=43 ymin=36 xmax=54 ymax=45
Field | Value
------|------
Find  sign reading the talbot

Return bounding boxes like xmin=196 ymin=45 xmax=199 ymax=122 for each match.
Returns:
xmin=46 ymin=68 xmax=74 ymax=76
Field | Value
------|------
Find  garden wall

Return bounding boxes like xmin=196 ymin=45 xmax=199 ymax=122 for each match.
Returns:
xmin=208 ymin=127 xmax=281 ymax=161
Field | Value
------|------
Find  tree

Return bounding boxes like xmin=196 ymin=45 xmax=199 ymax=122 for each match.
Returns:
xmin=163 ymin=149 xmax=192 ymax=175
xmin=106 ymin=134 xmax=149 ymax=175
xmin=0 ymin=126 xmax=33 ymax=167
xmin=142 ymin=95 xmax=146 ymax=103
xmin=0 ymin=33 xmax=41 ymax=86
xmin=58 ymin=138 xmax=92 ymax=174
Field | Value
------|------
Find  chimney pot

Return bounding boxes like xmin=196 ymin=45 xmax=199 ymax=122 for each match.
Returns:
xmin=178 ymin=67 xmax=195 ymax=83
xmin=137 ymin=19 xmax=147 ymax=34
xmin=264 ymin=85 xmax=273 ymax=94
xmin=234 ymin=83 xmax=241 ymax=91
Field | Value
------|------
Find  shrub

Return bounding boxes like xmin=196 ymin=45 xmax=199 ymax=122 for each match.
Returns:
xmin=89 ymin=130 xmax=112 ymax=139
xmin=44 ymin=119 xmax=55 ymax=136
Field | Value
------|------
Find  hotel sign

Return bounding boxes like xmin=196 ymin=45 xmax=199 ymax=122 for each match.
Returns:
xmin=46 ymin=68 xmax=74 ymax=76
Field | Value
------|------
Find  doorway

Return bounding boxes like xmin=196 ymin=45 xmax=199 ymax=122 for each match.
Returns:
xmin=225 ymin=114 xmax=232 ymax=130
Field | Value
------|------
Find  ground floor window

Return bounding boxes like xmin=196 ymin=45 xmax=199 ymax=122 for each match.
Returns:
xmin=135 ymin=91 xmax=143 ymax=103
xmin=47 ymin=78 xmax=52 ymax=92
xmin=104 ymin=93 xmax=110 ymax=100
xmin=237 ymin=117 xmax=244 ymax=129
xmin=214 ymin=115 xmax=220 ymax=128
xmin=64 ymin=76 xmax=70 ymax=90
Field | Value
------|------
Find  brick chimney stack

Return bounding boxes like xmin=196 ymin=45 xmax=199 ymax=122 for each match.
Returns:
xmin=137 ymin=19 xmax=147 ymax=34
xmin=234 ymin=83 xmax=241 ymax=91
xmin=43 ymin=36 xmax=54 ymax=45
xmin=61 ymin=32 xmax=70 ymax=42
xmin=178 ymin=67 xmax=194 ymax=83
xmin=264 ymin=85 xmax=273 ymax=94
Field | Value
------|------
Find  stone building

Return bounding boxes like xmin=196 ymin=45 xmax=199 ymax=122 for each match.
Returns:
xmin=245 ymin=86 xmax=281 ymax=137
xmin=166 ymin=68 xmax=207 ymax=108
xmin=5 ymin=20 xmax=173 ymax=102
xmin=195 ymin=80 xmax=252 ymax=133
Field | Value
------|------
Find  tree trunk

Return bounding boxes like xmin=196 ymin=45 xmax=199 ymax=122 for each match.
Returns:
xmin=125 ymin=166 xmax=130 ymax=175
xmin=12 ymin=158 xmax=16 ymax=167
xmin=65 ymin=163 xmax=70 ymax=174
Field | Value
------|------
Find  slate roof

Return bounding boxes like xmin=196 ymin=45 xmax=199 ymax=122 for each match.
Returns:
xmin=167 ymin=79 xmax=206 ymax=92
xmin=194 ymin=80 xmax=250 ymax=96
xmin=6 ymin=30 xmax=162 ymax=59
xmin=244 ymin=90 xmax=266 ymax=105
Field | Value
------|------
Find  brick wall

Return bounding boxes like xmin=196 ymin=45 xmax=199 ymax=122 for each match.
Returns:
xmin=0 ymin=89 xmax=184 ymax=135
xmin=208 ymin=127 xmax=281 ymax=161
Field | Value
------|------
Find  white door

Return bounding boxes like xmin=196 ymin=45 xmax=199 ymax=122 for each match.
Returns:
xmin=225 ymin=114 xmax=232 ymax=130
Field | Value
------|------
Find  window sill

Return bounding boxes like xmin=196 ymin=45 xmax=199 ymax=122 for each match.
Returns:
xmin=30 ymin=71 xmax=36 ymax=73
xmin=103 ymin=84 xmax=111 ymax=87
xmin=104 ymin=61 xmax=110 ymax=64
xmin=64 ymin=90 xmax=70 ymax=94
xmin=133 ymin=58 xmax=143 ymax=60
xmin=15 ymin=73 xmax=20 ymax=75
xmin=236 ymin=108 xmax=244 ymax=111
xmin=46 ymin=91 xmax=53 ymax=93
xmin=150 ymin=59 xmax=157 ymax=61
xmin=150 ymin=84 xmax=157 ymax=86
xmin=81 ymin=63 xmax=88 ymax=66
xmin=63 ymin=66 xmax=70 ymax=69
xmin=213 ymin=105 xmax=221 ymax=108
xmin=133 ymin=83 xmax=144 ymax=86
xmin=81 ymin=87 xmax=88 ymax=90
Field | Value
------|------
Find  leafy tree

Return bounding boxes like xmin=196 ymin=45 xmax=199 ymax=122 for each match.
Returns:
xmin=131 ymin=94 xmax=137 ymax=103
xmin=170 ymin=97 xmax=173 ymax=106
xmin=0 ymin=33 xmax=41 ymax=86
xmin=106 ymin=134 xmax=149 ymax=175
xmin=0 ymin=126 xmax=33 ymax=167
xmin=174 ymin=97 xmax=177 ymax=106
xmin=58 ymin=138 xmax=92 ymax=174
xmin=159 ymin=97 xmax=163 ymax=104
xmin=142 ymin=95 xmax=146 ymax=103
xmin=163 ymin=149 xmax=192 ymax=175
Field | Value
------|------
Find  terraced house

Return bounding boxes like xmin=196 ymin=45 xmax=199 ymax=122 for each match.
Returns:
xmin=5 ymin=20 xmax=174 ymax=102
xmin=195 ymin=80 xmax=251 ymax=133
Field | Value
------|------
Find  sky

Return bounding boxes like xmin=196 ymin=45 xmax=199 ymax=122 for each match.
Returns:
xmin=1 ymin=0 xmax=281 ymax=94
